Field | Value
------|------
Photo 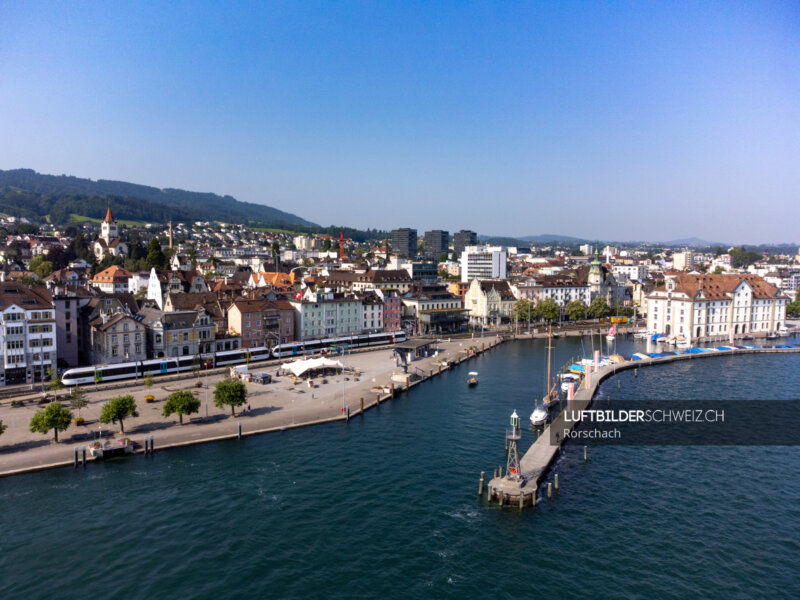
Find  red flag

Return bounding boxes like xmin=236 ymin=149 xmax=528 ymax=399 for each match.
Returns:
xmin=295 ymin=291 xmax=302 ymax=300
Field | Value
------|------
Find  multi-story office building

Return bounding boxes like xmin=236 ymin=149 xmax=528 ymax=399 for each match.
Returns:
xmin=672 ymin=251 xmax=695 ymax=271
xmin=646 ymin=273 xmax=788 ymax=342
xmin=453 ymin=230 xmax=478 ymax=256
xmin=460 ymin=246 xmax=507 ymax=283
xmin=423 ymin=230 xmax=449 ymax=259
xmin=0 ymin=284 xmax=57 ymax=386
xmin=391 ymin=228 xmax=417 ymax=258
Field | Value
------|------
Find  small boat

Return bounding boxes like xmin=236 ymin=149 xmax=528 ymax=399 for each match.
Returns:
xmin=559 ymin=372 xmax=580 ymax=382
xmin=467 ymin=372 xmax=479 ymax=386
xmin=89 ymin=438 xmax=135 ymax=458
xmin=676 ymin=339 xmax=690 ymax=349
xmin=530 ymin=405 xmax=549 ymax=426
xmin=633 ymin=331 xmax=648 ymax=340
xmin=560 ymin=380 xmax=577 ymax=393
xmin=605 ymin=324 xmax=616 ymax=342
xmin=778 ymin=326 xmax=789 ymax=337
xmin=766 ymin=332 xmax=778 ymax=340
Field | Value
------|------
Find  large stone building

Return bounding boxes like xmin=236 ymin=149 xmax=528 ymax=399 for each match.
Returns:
xmin=90 ymin=312 xmax=147 ymax=365
xmin=463 ymin=279 xmax=516 ymax=326
xmin=0 ymin=284 xmax=57 ymax=385
xmin=289 ymin=291 xmax=362 ymax=341
xmin=646 ymin=273 xmax=788 ymax=343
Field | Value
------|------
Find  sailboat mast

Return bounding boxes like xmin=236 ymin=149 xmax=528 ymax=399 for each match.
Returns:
xmin=547 ymin=323 xmax=552 ymax=393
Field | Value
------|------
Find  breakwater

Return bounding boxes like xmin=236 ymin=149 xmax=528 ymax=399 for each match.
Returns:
xmin=485 ymin=343 xmax=800 ymax=507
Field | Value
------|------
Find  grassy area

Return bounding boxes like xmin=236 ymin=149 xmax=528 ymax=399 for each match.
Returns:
xmin=65 ymin=213 xmax=150 ymax=227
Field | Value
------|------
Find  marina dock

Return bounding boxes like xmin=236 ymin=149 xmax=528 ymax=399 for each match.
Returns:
xmin=485 ymin=343 xmax=800 ymax=507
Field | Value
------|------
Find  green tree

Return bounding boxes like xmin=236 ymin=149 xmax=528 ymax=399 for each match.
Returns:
xmin=271 ymin=241 xmax=280 ymax=269
xmin=565 ymin=299 xmax=588 ymax=321
xmin=29 ymin=256 xmax=54 ymax=279
xmin=29 ymin=402 xmax=73 ymax=442
xmin=713 ymin=266 xmax=724 ymax=275
xmin=587 ymin=296 xmax=612 ymax=319
xmin=439 ymin=251 xmax=449 ymax=263
xmin=99 ymin=395 xmax=139 ymax=434
xmin=536 ymin=297 xmax=560 ymax=322
xmin=0 ymin=419 xmax=7 ymax=438
xmin=162 ymin=390 xmax=201 ymax=425
xmin=796 ymin=288 xmax=800 ymax=303
xmin=512 ymin=299 xmax=534 ymax=323
xmin=787 ymin=300 xmax=800 ymax=318
xmin=47 ymin=367 xmax=63 ymax=392
xmin=145 ymin=238 xmax=167 ymax=270
xmin=143 ymin=373 xmax=153 ymax=390
xmin=70 ymin=386 xmax=88 ymax=416
xmin=214 ymin=378 xmax=247 ymax=416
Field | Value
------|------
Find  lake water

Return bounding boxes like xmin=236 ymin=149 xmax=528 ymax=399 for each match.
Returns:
xmin=1 ymin=337 xmax=798 ymax=599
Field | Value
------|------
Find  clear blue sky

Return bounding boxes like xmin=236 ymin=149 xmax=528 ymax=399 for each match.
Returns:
xmin=1 ymin=1 xmax=798 ymax=244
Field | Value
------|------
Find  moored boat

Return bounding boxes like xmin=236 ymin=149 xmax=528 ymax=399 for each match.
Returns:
xmin=467 ymin=372 xmax=479 ymax=386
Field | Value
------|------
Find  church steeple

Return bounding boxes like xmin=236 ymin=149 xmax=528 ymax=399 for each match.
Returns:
xmin=104 ymin=204 xmax=114 ymax=223
xmin=588 ymin=247 xmax=604 ymax=287
xmin=100 ymin=203 xmax=118 ymax=244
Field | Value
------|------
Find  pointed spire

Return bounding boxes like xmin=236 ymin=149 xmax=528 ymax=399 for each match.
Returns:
xmin=104 ymin=204 xmax=114 ymax=223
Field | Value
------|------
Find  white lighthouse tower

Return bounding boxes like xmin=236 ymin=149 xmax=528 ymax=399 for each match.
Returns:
xmin=505 ymin=410 xmax=523 ymax=482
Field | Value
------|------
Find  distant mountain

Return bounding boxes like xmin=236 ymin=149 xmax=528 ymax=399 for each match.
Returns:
xmin=518 ymin=234 xmax=585 ymax=243
xmin=478 ymin=233 xmax=586 ymax=245
xmin=0 ymin=168 xmax=316 ymax=228
xmin=662 ymin=237 xmax=726 ymax=247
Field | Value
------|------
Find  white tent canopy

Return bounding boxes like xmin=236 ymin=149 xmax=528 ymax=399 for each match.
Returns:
xmin=283 ymin=357 xmax=344 ymax=378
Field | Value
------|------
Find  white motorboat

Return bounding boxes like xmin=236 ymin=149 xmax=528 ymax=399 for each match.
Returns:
xmin=633 ymin=331 xmax=648 ymax=340
xmin=468 ymin=372 xmax=479 ymax=386
xmin=778 ymin=326 xmax=789 ymax=337
xmin=676 ymin=339 xmax=690 ymax=349
xmin=560 ymin=380 xmax=577 ymax=393
xmin=559 ymin=372 xmax=580 ymax=382
xmin=530 ymin=405 xmax=549 ymax=426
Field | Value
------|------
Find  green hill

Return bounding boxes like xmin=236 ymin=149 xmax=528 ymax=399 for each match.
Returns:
xmin=0 ymin=168 xmax=316 ymax=228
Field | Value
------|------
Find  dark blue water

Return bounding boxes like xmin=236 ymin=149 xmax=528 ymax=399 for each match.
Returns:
xmin=1 ymin=338 xmax=799 ymax=599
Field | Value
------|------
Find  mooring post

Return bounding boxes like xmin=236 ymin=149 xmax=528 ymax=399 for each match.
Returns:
xmin=493 ymin=467 xmax=498 ymax=478
xmin=555 ymin=473 xmax=559 ymax=491
xmin=635 ymin=368 xmax=638 ymax=377
xmin=391 ymin=383 xmax=395 ymax=399
xmin=238 ymin=422 xmax=242 ymax=439
xmin=346 ymin=406 xmax=350 ymax=422
xmin=74 ymin=447 xmax=79 ymax=469
xmin=360 ymin=397 xmax=364 ymax=414
xmin=82 ymin=446 xmax=86 ymax=467
xmin=478 ymin=472 xmax=485 ymax=496
xmin=519 ymin=493 xmax=524 ymax=509
xmin=499 ymin=465 xmax=503 ymax=478
xmin=150 ymin=436 xmax=155 ymax=454
xmin=584 ymin=445 xmax=588 ymax=463
xmin=547 ymin=482 xmax=552 ymax=500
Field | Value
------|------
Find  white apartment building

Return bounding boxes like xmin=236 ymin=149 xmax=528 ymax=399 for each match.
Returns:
xmin=672 ymin=251 xmax=694 ymax=271
xmin=0 ymin=284 xmax=57 ymax=386
xmin=361 ymin=291 xmax=384 ymax=332
xmin=290 ymin=291 xmax=363 ymax=341
xmin=460 ymin=246 xmax=507 ymax=283
xmin=646 ymin=273 xmax=788 ymax=343
xmin=612 ymin=264 xmax=649 ymax=283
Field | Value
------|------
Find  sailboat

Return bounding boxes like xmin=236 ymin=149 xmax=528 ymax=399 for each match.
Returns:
xmin=531 ymin=325 xmax=558 ymax=427
xmin=605 ymin=323 xmax=616 ymax=342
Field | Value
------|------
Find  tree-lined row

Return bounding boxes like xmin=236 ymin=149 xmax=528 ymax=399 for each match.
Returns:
xmin=511 ymin=296 xmax=624 ymax=323
xmin=1 ymin=379 xmax=249 ymax=444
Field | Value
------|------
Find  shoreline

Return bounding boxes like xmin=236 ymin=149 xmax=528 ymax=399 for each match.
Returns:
xmin=0 ymin=336 xmax=504 ymax=478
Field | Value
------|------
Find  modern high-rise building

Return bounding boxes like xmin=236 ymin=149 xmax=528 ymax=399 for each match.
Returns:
xmin=423 ymin=230 xmax=449 ymax=259
xmin=453 ymin=230 xmax=478 ymax=256
xmin=391 ymin=228 xmax=417 ymax=258
xmin=460 ymin=245 xmax=507 ymax=283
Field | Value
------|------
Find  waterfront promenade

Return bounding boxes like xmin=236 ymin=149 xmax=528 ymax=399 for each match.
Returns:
xmin=0 ymin=336 xmax=502 ymax=477
xmin=486 ymin=343 xmax=800 ymax=506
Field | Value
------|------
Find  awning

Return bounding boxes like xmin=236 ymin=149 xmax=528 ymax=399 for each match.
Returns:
xmin=283 ymin=357 xmax=344 ymax=377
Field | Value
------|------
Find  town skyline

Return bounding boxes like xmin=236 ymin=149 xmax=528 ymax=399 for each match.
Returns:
xmin=2 ymin=3 xmax=798 ymax=244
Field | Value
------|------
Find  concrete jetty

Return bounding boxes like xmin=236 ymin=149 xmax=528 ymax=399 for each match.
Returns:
xmin=486 ymin=344 xmax=800 ymax=507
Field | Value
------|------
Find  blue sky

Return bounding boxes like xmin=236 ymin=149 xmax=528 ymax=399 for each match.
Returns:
xmin=1 ymin=1 xmax=798 ymax=244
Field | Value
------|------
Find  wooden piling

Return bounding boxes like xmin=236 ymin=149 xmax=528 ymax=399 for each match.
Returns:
xmin=478 ymin=472 xmax=484 ymax=496
xmin=499 ymin=465 xmax=503 ymax=478
xmin=519 ymin=492 xmax=524 ymax=509
xmin=584 ymin=445 xmax=588 ymax=463
xmin=74 ymin=447 xmax=78 ymax=469
xmin=82 ymin=446 xmax=86 ymax=467
xmin=238 ymin=422 xmax=242 ymax=439
xmin=547 ymin=482 xmax=552 ymax=499
xmin=555 ymin=473 xmax=559 ymax=491
xmin=150 ymin=436 xmax=155 ymax=454
xmin=360 ymin=397 xmax=364 ymax=414
xmin=391 ymin=383 xmax=395 ymax=398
